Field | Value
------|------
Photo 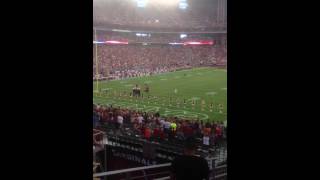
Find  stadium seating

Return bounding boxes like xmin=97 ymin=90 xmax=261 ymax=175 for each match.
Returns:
xmin=93 ymin=105 xmax=227 ymax=163
xmin=93 ymin=45 xmax=226 ymax=79
xmin=93 ymin=0 xmax=227 ymax=32
xmin=93 ymin=0 xmax=227 ymax=178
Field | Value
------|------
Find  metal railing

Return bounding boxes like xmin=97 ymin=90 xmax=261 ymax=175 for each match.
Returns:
xmin=93 ymin=163 xmax=171 ymax=180
xmin=93 ymin=129 xmax=227 ymax=180
xmin=212 ymin=164 xmax=227 ymax=180
xmin=93 ymin=163 xmax=227 ymax=180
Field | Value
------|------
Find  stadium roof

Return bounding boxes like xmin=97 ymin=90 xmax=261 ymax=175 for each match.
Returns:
xmin=93 ymin=0 xmax=227 ymax=32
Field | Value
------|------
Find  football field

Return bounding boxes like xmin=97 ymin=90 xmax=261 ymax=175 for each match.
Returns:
xmin=93 ymin=67 xmax=227 ymax=123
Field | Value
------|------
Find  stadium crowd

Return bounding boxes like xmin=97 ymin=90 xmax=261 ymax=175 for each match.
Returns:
xmin=93 ymin=0 xmax=226 ymax=31
xmin=93 ymin=45 xmax=226 ymax=79
xmin=96 ymin=31 xmax=219 ymax=44
xmin=93 ymin=104 xmax=226 ymax=146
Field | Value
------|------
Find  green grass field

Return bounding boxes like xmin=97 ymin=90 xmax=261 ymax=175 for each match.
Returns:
xmin=93 ymin=67 xmax=227 ymax=123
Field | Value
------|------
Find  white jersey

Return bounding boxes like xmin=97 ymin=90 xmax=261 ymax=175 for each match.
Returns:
xmin=160 ymin=119 xmax=165 ymax=126
xmin=117 ymin=116 xmax=123 ymax=124
xmin=138 ymin=116 xmax=144 ymax=124
xmin=164 ymin=121 xmax=171 ymax=129
xmin=203 ymin=136 xmax=210 ymax=146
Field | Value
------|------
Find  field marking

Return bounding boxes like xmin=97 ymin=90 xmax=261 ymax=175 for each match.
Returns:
xmin=186 ymin=97 xmax=200 ymax=102
xmin=144 ymin=106 xmax=160 ymax=112
xmin=144 ymin=81 xmax=152 ymax=84
xmin=124 ymin=84 xmax=134 ymax=87
xmin=102 ymin=88 xmax=113 ymax=91
xmin=93 ymin=67 xmax=226 ymax=121
xmin=206 ymin=92 xmax=217 ymax=96
xmin=160 ymin=78 xmax=168 ymax=81
xmin=163 ymin=109 xmax=209 ymax=120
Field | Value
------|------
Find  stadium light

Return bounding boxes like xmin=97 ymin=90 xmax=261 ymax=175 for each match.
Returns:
xmin=169 ymin=42 xmax=184 ymax=45
xmin=185 ymin=42 xmax=201 ymax=45
xmin=137 ymin=0 xmax=148 ymax=7
xmin=93 ymin=41 xmax=105 ymax=44
xmin=183 ymin=41 xmax=214 ymax=45
xmin=179 ymin=2 xmax=188 ymax=9
xmin=147 ymin=0 xmax=180 ymax=6
xmin=136 ymin=33 xmax=149 ymax=37
xmin=112 ymin=29 xmax=131 ymax=33
xmin=105 ymin=40 xmax=128 ymax=45
xmin=180 ymin=34 xmax=187 ymax=39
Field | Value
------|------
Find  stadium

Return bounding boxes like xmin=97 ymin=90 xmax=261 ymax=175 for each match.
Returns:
xmin=93 ymin=0 xmax=227 ymax=179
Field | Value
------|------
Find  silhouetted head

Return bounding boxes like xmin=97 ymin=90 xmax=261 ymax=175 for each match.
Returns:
xmin=184 ymin=137 xmax=197 ymax=155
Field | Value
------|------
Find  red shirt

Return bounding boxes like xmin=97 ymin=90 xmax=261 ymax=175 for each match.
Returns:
xmin=140 ymin=127 xmax=145 ymax=135
xmin=155 ymin=118 xmax=160 ymax=125
xmin=159 ymin=129 xmax=165 ymax=140
xmin=215 ymin=127 xmax=222 ymax=136
xmin=183 ymin=126 xmax=194 ymax=136
xmin=203 ymin=127 xmax=211 ymax=136
xmin=144 ymin=128 xmax=151 ymax=139
xmin=153 ymin=128 xmax=160 ymax=137
xmin=101 ymin=112 xmax=107 ymax=123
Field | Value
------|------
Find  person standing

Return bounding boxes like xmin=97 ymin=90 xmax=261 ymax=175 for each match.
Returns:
xmin=117 ymin=113 xmax=124 ymax=129
xmin=171 ymin=137 xmax=209 ymax=180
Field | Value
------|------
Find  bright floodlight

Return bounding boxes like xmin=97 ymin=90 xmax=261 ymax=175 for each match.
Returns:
xmin=137 ymin=0 xmax=147 ymax=7
xmin=180 ymin=34 xmax=187 ymax=39
xmin=179 ymin=2 xmax=188 ymax=9
xmin=136 ymin=33 xmax=149 ymax=37
xmin=149 ymin=0 xmax=180 ymax=6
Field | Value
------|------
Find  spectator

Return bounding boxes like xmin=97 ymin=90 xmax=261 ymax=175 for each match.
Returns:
xmin=144 ymin=125 xmax=152 ymax=140
xmin=183 ymin=124 xmax=194 ymax=139
xmin=93 ymin=44 xmax=226 ymax=80
xmin=171 ymin=137 xmax=209 ymax=180
xmin=153 ymin=125 xmax=160 ymax=140
xmin=164 ymin=120 xmax=171 ymax=134
xmin=93 ymin=104 xmax=226 ymax=146
xmin=117 ymin=114 xmax=124 ymax=129
xmin=137 ymin=114 xmax=144 ymax=124
xmin=159 ymin=118 xmax=165 ymax=127
xmin=159 ymin=127 xmax=165 ymax=141
xmin=170 ymin=121 xmax=177 ymax=132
